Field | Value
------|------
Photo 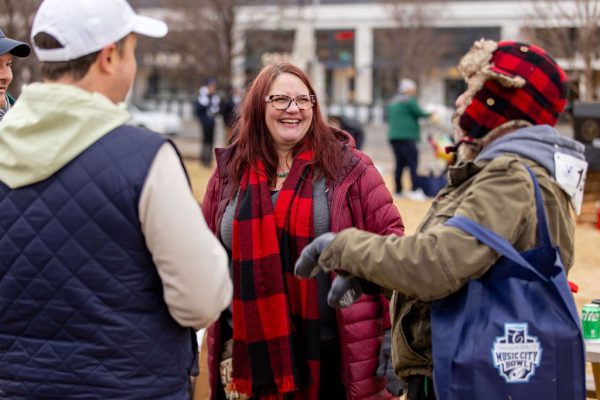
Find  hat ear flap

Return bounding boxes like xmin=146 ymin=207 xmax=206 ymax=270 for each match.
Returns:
xmin=458 ymin=39 xmax=498 ymax=79
xmin=483 ymin=65 xmax=526 ymax=88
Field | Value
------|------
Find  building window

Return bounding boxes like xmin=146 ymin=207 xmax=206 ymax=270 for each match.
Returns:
xmin=316 ymin=29 xmax=355 ymax=68
xmin=244 ymin=29 xmax=296 ymax=81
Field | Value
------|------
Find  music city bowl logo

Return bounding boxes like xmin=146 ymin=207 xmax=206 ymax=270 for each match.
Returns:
xmin=492 ymin=323 xmax=542 ymax=383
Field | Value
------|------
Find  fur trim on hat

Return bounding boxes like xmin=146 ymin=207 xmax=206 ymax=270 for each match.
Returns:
xmin=451 ymin=70 xmax=487 ymax=142
xmin=454 ymin=120 xmax=533 ymax=162
xmin=453 ymin=40 xmax=496 ymax=144
xmin=478 ymin=119 xmax=532 ymax=148
xmin=458 ymin=38 xmax=526 ymax=88
xmin=458 ymin=39 xmax=498 ymax=80
xmin=452 ymin=39 xmax=527 ymax=146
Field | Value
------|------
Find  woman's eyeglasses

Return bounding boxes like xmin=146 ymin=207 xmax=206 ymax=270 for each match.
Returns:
xmin=265 ymin=94 xmax=316 ymax=111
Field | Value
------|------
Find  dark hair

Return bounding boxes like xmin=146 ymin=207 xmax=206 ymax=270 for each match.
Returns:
xmin=33 ymin=32 xmax=125 ymax=81
xmin=227 ymin=63 xmax=343 ymax=191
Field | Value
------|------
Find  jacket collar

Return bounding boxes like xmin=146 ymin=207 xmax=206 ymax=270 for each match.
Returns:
xmin=447 ymin=160 xmax=484 ymax=187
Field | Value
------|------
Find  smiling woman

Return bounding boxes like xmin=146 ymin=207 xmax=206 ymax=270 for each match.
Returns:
xmin=264 ymin=73 xmax=315 ymax=164
xmin=200 ymin=62 xmax=405 ymax=400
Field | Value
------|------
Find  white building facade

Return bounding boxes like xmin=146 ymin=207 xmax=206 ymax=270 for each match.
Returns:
xmin=132 ymin=0 xmax=596 ymax=124
xmin=231 ymin=0 xmax=591 ymax=121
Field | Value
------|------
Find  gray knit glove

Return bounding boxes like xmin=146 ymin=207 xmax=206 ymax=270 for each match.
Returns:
xmin=377 ymin=329 xmax=404 ymax=396
xmin=294 ymin=232 xmax=337 ymax=278
xmin=295 ymin=233 xmax=361 ymax=308
xmin=327 ymin=273 xmax=362 ymax=308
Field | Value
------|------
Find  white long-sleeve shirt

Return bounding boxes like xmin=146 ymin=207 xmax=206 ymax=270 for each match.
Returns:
xmin=0 ymin=84 xmax=231 ymax=330
xmin=139 ymin=143 xmax=232 ymax=330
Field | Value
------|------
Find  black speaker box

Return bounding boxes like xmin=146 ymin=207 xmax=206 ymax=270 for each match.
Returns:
xmin=572 ymin=101 xmax=600 ymax=145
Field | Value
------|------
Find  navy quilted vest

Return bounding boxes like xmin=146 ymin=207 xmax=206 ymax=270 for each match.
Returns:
xmin=0 ymin=126 xmax=195 ymax=399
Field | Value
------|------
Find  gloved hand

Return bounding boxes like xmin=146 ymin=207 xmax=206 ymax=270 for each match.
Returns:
xmin=295 ymin=232 xmax=337 ymax=279
xmin=377 ymin=329 xmax=404 ymax=397
xmin=327 ymin=273 xmax=362 ymax=308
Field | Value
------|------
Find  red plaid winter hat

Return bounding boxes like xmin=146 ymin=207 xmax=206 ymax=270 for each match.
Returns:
xmin=456 ymin=40 xmax=568 ymax=139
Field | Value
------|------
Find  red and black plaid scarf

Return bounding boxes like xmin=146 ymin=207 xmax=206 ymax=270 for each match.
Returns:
xmin=231 ymin=150 xmax=321 ymax=399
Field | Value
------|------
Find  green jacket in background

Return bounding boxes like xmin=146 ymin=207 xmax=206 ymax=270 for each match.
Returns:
xmin=386 ymin=95 xmax=430 ymax=141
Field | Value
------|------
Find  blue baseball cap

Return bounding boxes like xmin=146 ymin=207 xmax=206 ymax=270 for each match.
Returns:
xmin=0 ymin=29 xmax=30 ymax=57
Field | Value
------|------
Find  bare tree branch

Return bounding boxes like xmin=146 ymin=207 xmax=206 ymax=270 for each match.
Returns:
xmin=132 ymin=0 xmax=289 ymax=98
xmin=373 ymin=0 xmax=445 ymax=97
xmin=525 ymin=0 xmax=600 ymax=100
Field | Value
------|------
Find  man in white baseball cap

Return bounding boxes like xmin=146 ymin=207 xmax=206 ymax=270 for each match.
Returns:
xmin=0 ymin=0 xmax=232 ymax=398
xmin=31 ymin=0 xmax=168 ymax=63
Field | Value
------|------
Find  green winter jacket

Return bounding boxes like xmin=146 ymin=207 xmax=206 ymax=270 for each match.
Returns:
xmin=386 ymin=95 xmax=430 ymax=141
xmin=317 ymin=125 xmax=585 ymax=384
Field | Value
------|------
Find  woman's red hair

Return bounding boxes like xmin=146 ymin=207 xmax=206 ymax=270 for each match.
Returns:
xmin=226 ymin=63 xmax=343 ymax=190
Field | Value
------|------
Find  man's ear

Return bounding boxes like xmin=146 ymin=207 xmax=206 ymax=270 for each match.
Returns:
xmin=96 ymin=44 xmax=118 ymax=74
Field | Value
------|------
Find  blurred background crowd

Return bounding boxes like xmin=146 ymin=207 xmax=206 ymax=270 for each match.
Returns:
xmin=2 ymin=0 xmax=599 ymax=305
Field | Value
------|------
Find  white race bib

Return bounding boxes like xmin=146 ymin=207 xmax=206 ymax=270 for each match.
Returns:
xmin=554 ymin=153 xmax=588 ymax=215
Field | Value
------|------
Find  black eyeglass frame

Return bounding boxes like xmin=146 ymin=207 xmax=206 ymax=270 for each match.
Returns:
xmin=264 ymin=94 xmax=316 ymax=110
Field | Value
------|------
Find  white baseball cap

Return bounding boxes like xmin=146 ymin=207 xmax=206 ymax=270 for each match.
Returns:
xmin=398 ymin=78 xmax=417 ymax=94
xmin=31 ymin=0 xmax=168 ymax=62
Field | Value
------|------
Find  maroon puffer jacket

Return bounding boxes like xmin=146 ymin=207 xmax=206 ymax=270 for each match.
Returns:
xmin=201 ymin=132 xmax=404 ymax=400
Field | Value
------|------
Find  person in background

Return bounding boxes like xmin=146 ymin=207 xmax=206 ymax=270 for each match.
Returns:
xmin=387 ymin=78 xmax=431 ymax=201
xmin=0 ymin=28 xmax=31 ymax=120
xmin=221 ymin=83 xmax=242 ymax=144
xmin=196 ymin=78 xmax=221 ymax=167
xmin=0 ymin=0 xmax=232 ymax=398
xmin=328 ymin=113 xmax=365 ymax=150
xmin=295 ymin=40 xmax=587 ymax=400
xmin=202 ymin=62 xmax=405 ymax=400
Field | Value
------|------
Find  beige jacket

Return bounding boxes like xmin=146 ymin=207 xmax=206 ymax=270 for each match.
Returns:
xmin=320 ymin=152 xmax=578 ymax=382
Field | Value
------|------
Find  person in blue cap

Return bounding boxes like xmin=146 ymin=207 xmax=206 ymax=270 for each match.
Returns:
xmin=0 ymin=28 xmax=30 ymax=120
xmin=195 ymin=77 xmax=221 ymax=166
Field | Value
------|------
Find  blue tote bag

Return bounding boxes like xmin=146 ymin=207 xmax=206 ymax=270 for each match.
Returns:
xmin=431 ymin=166 xmax=585 ymax=400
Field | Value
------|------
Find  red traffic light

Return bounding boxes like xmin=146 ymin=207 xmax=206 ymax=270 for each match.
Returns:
xmin=334 ymin=30 xmax=354 ymax=41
